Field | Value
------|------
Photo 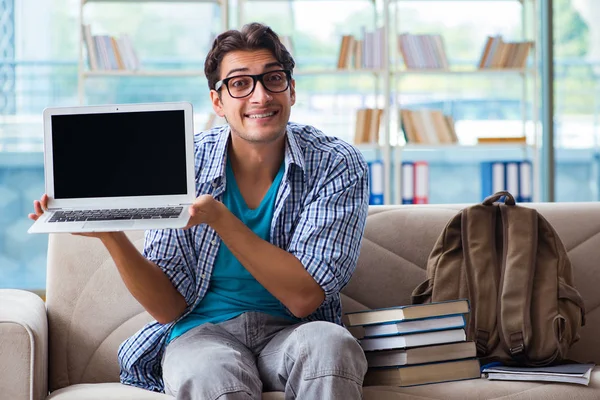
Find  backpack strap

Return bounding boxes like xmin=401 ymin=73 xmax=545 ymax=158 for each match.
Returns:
xmin=462 ymin=203 xmax=500 ymax=355
xmin=497 ymin=204 xmax=537 ymax=361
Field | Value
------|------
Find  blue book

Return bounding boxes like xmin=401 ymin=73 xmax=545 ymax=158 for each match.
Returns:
xmin=480 ymin=160 xmax=506 ymax=200
xmin=362 ymin=314 xmax=466 ymax=338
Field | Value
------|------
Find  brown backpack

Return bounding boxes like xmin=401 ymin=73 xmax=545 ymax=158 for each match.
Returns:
xmin=411 ymin=191 xmax=585 ymax=366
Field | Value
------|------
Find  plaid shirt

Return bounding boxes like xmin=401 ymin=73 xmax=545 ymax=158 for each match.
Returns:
xmin=117 ymin=122 xmax=370 ymax=392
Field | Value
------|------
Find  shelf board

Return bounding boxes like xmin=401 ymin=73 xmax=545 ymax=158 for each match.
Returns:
xmin=354 ymin=143 xmax=383 ymax=151
xmin=84 ymin=0 xmax=220 ymax=3
xmin=395 ymin=68 xmax=531 ymax=76
xmin=294 ymin=68 xmax=383 ymax=76
xmin=400 ymin=143 xmax=533 ymax=150
xmin=394 ymin=0 xmax=526 ymax=2
xmin=82 ymin=70 xmax=206 ymax=77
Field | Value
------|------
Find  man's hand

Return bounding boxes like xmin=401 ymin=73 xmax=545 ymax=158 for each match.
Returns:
xmin=28 ymin=193 xmax=49 ymax=222
xmin=28 ymin=193 xmax=115 ymax=239
xmin=184 ymin=195 xmax=222 ymax=229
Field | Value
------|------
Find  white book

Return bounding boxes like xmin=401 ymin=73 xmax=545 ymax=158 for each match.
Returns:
xmin=360 ymin=328 xmax=466 ymax=352
xmin=483 ymin=363 xmax=595 ymax=386
xmin=506 ymin=162 xmax=519 ymax=199
xmin=363 ymin=314 xmax=465 ymax=338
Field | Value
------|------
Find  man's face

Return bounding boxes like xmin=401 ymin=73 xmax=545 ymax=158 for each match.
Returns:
xmin=210 ymin=49 xmax=296 ymax=144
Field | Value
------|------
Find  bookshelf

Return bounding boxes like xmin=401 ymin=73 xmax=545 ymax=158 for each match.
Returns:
xmin=77 ymin=0 xmax=229 ymax=104
xmin=75 ymin=0 xmax=540 ymax=204
xmin=391 ymin=0 xmax=540 ymax=204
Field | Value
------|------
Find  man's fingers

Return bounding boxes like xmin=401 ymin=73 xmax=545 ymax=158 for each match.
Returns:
xmin=33 ymin=200 xmax=44 ymax=215
xmin=28 ymin=213 xmax=38 ymax=221
xmin=41 ymin=194 xmax=49 ymax=210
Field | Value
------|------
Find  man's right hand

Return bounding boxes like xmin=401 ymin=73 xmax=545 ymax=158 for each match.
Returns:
xmin=28 ymin=193 xmax=115 ymax=239
xmin=28 ymin=193 xmax=49 ymax=222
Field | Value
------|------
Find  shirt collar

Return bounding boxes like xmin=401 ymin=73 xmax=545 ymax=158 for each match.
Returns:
xmin=284 ymin=125 xmax=305 ymax=173
xmin=198 ymin=127 xmax=230 ymax=185
xmin=198 ymin=124 xmax=306 ymax=185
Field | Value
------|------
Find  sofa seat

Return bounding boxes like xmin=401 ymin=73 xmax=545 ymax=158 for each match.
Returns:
xmin=45 ymin=374 xmax=600 ymax=400
xmin=46 ymin=383 xmax=286 ymax=400
xmin=362 ymin=369 xmax=600 ymax=399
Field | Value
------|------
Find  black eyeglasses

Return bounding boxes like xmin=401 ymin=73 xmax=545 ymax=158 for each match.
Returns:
xmin=214 ymin=70 xmax=292 ymax=99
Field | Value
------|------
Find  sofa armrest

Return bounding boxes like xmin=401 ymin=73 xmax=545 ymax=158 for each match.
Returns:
xmin=0 ymin=289 xmax=48 ymax=400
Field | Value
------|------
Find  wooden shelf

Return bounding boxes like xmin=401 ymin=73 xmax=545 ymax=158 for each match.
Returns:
xmin=394 ymin=68 xmax=532 ymax=76
xmin=294 ymin=68 xmax=384 ymax=76
xmin=84 ymin=0 xmax=220 ymax=4
xmin=82 ymin=70 xmax=206 ymax=77
xmin=400 ymin=143 xmax=533 ymax=150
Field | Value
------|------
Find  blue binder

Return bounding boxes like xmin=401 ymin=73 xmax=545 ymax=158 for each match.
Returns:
xmin=368 ymin=160 xmax=384 ymax=205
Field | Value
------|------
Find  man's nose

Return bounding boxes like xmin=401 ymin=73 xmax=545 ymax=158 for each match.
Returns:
xmin=250 ymin=80 xmax=273 ymax=102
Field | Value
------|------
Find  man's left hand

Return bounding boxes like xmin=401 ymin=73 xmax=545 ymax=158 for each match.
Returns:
xmin=184 ymin=195 xmax=222 ymax=229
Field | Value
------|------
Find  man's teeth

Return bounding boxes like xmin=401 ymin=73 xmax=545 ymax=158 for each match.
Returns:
xmin=248 ymin=112 xmax=275 ymax=119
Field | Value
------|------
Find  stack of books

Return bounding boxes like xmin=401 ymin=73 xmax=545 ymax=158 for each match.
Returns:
xmin=345 ymin=299 xmax=481 ymax=387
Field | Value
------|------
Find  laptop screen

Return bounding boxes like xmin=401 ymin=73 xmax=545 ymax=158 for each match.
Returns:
xmin=51 ymin=110 xmax=188 ymax=199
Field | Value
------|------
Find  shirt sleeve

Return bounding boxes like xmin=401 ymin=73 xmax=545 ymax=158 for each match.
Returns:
xmin=142 ymin=228 xmax=198 ymax=305
xmin=287 ymin=150 xmax=369 ymax=305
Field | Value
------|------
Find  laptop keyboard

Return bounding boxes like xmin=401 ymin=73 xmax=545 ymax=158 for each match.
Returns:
xmin=48 ymin=207 xmax=183 ymax=222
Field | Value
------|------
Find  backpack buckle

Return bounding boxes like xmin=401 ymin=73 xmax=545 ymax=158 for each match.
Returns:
xmin=509 ymin=344 xmax=525 ymax=356
xmin=509 ymin=332 xmax=525 ymax=356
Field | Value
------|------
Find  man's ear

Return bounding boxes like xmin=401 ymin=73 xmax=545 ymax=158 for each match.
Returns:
xmin=290 ymin=79 xmax=296 ymax=106
xmin=210 ymin=89 xmax=225 ymax=117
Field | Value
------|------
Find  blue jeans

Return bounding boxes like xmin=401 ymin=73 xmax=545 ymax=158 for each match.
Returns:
xmin=161 ymin=312 xmax=367 ymax=400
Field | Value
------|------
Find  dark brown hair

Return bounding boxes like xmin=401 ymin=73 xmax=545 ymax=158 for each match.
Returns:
xmin=204 ymin=23 xmax=295 ymax=91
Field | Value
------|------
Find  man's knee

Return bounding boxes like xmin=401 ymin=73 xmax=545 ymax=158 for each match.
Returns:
xmin=294 ymin=321 xmax=367 ymax=380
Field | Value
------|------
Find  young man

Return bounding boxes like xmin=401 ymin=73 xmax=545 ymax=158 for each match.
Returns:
xmin=30 ymin=23 xmax=369 ymax=399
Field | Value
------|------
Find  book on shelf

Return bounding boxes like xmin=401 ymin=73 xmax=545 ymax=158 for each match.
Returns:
xmin=364 ymin=358 xmax=481 ymax=387
xmin=365 ymin=341 xmax=477 ymax=368
xmin=346 ymin=299 xmax=469 ymax=327
xmin=477 ymin=35 xmax=533 ymax=69
xmin=354 ymin=108 xmax=383 ymax=144
xmin=363 ymin=314 xmax=466 ymax=338
xmin=413 ymin=161 xmax=429 ymax=204
xmin=336 ymin=28 xmax=385 ymax=70
xmin=360 ymin=328 xmax=466 ymax=352
xmin=477 ymin=136 xmax=527 ymax=144
xmin=367 ymin=160 xmax=384 ymax=205
xmin=482 ymin=363 xmax=595 ymax=386
xmin=398 ymin=160 xmax=431 ymax=205
xmin=400 ymin=109 xmax=457 ymax=145
xmin=397 ymin=33 xmax=449 ymax=70
xmin=82 ymin=24 xmax=140 ymax=71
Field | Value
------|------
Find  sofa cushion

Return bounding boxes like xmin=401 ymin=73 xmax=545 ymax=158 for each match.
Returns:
xmin=362 ymin=368 xmax=600 ymax=399
xmin=47 ymin=383 xmax=286 ymax=400
xmin=47 ymin=376 xmax=600 ymax=400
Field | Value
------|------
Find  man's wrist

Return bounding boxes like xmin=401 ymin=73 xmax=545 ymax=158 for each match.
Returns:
xmin=99 ymin=231 xmax=127 ymax=246
xmin=207 ymin=199 xmax=228 ymax=230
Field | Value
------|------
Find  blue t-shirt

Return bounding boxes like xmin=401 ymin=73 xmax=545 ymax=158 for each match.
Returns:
xmin=169 ymin=159 xmax=293 ymax=342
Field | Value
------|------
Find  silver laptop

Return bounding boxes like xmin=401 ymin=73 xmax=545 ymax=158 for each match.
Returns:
xmin=28 ymin=101 xmax=196 ymax=234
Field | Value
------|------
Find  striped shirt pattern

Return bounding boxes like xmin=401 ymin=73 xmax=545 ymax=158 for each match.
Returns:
xmin=117 ymin=122 xmax=370 ymax=392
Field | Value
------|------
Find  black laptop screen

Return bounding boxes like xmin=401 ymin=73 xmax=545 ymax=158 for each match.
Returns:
xmin=51 ymin=110 xmax=188 ymax=199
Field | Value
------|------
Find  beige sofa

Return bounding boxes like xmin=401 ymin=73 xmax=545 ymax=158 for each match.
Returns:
xmin=2 ymin=203 xmax=600 ymax=400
